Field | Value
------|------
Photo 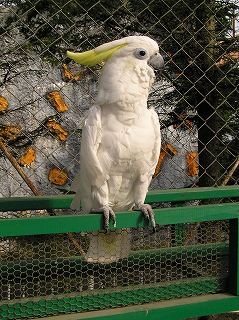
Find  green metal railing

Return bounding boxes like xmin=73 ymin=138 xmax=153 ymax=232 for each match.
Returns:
xmin=0 ymin=186 xmax=238 ymax=320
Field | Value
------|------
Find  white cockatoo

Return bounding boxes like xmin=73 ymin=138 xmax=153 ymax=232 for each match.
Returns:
xmin=67 ymin=36 xmax=163 ymax=264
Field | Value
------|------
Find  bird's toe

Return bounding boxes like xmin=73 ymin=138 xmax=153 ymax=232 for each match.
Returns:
xmin=134 ymin=203 xmax=156 ymax=231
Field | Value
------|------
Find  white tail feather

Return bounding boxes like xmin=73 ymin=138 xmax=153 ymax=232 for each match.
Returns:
xmin=85 ymin=230 xmax=131 ymax=264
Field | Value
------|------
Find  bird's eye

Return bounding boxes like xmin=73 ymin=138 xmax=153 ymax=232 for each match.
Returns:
xmin=134 ymin=48 xmax=148 ymax=60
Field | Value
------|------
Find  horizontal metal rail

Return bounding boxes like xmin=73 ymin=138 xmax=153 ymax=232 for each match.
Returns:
xmin=28 ymin=294 xmax=239 ymax=320
xmin=0 ymin=186 xmax=238 ymax=212
xmin=0 ymin=202 xmax=238 ymax=236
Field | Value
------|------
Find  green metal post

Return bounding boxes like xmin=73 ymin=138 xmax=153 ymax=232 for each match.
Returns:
xmin=229 ymin=218 xmax=239 ymax=295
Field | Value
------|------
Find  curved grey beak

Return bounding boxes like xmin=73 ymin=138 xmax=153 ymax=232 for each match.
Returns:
xmin=148 ymin=53 xmax=164 ymax=72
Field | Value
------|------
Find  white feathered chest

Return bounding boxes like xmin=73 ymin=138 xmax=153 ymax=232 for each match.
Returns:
xmin=99 ymin=106 xmax=157 ymax=175
xmin=94 ymin=57 xmax=159 ymax=178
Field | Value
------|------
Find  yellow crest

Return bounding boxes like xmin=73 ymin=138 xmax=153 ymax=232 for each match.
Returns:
xmin=67 ymin=43 xmax=127 ymax=67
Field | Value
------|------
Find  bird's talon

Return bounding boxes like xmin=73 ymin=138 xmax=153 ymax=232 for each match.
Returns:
xmin=135 ymin=203 xmax=156 ymax=228
xmin=91 ymin=206 xmax=115 ymax=231
xmin=109 ymin=209 xmax=116 ymax=227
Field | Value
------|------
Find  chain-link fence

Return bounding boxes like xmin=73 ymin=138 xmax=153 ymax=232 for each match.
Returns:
xmin=0 ymin=1 xmax=238 ymax=319
xmin=0 ymin=0 xmax=238 ymax=198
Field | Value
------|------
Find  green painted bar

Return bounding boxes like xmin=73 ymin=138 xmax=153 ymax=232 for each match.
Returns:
xmin=146 ymin=186 xmax=239 ymax=203
xmin=0 ymin=202 xmax=238 ymax=236
xmin=66 ymin=295 xmax=239 ymax=320
xmin=0 ymin=277 xmax=226 ymax=320
xmin=0 ymin=194 xmax=73 ymax=212
xmin=236 ymin=219 xmax=239 ymax=296
xmin=124 ymin=295 xmax=239 ymax=320
xmin=229 ymin=219 xmax=239 ymax=295
xmin=0 ymin=186 xmax=238 ymax=212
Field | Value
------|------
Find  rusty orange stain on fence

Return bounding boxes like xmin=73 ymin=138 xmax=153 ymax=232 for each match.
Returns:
xmin=216 ymin=51 xmax=239 ymax=67
xmin=48 ymin=167 xmax=68 ymax=185
xmin=47 ymin=91 xmax=69 ymax=113
xmin=46 ymin=119 xmax=69 ymax=141
xmin=174 ymin=119 xmax=193 ymax=130
xmin=62 ymin=64 xmax=81 ymax=81
xmin=0 ymin=125 xmax=22 ymax=141
xmin=18 ymin=147 xmax=36 ymax=167
xmin=153 ymin=143 xmax=177 ymax=178
xmin=0 ymin=96 xmax=9 ymax=112
xmin=186 ymin=151 xmax=199 ymax=176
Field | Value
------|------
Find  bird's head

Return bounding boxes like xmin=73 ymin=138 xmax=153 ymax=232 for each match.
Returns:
xmin=67 ymin=36 xmax=164 ymax=107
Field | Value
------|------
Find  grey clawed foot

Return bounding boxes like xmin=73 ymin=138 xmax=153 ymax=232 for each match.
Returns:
xmin=134 ymin=203 xmax=156 ymax=232
xmin=91 ymin=205 xmax=116 ymax=232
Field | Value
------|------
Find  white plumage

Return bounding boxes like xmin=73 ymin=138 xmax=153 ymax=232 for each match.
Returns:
xmin=69 ymin=36 xmax=163 ymax=263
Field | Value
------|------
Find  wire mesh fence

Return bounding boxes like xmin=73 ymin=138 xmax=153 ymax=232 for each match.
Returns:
xmin=0 ymin=1 xmax=238 ymax=319
xmin=0 ymin=219 xmax=230 ymax=317
xmin=0 ymin=0 xmax=238 ymax=198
